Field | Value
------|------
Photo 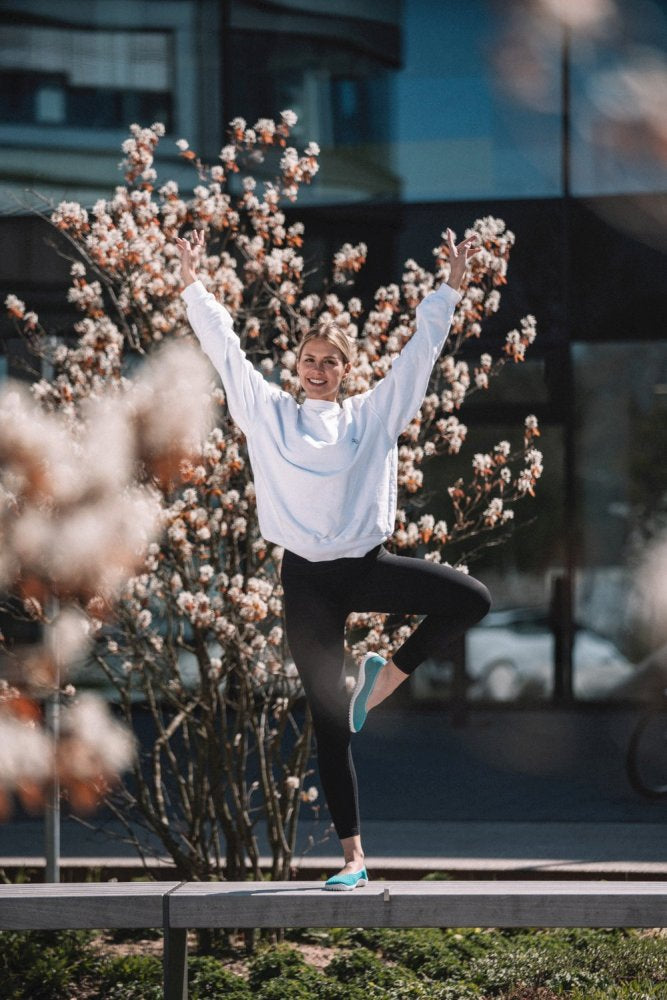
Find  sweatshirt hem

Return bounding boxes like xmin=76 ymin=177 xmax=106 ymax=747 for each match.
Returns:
xmin=278 ymin=533 xmax=390 ymax=563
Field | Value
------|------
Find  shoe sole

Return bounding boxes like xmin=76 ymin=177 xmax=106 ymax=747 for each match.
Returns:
xmin=349 ymin=654 xmax=383 ymax=733
xmin=323 ymin=878 xmax=368 ymax=892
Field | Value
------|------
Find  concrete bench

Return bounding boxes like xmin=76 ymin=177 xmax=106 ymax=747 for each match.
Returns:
xmin=1 ymin=880 xmax=666 ymax=1000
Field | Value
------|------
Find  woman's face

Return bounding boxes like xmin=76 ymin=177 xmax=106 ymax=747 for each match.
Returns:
xmin=296 ymin=338 xmax=351 ymax=402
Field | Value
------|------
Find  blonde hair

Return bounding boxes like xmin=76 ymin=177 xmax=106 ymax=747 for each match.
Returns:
xmin=296 ymin=326 xmax=355 ymax=366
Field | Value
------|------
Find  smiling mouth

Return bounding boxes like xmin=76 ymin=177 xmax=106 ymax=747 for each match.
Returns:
xmin=307 ymin=378 xmax=326 ymax=385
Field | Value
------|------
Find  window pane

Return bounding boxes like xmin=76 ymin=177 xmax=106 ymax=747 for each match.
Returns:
xmin=574 ymin=343 xmax=667 ymax=700
xmin=0 ymin=24 xmax=169 ymax=90
xmin=0 ymin=25 xmax=173 ymax=130
xmin=393 ymin=0 xmax=563 ymax=201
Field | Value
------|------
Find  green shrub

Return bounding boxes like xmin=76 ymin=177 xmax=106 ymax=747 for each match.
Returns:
xmin=0 ymin=929 xmax=96 ymax=999
xmin=189 ymin=954 xmax=252 ymax=999
xmin=342 ymin=927 xmax=466 ymax=980
xmin=326 ymin=945 xmax=415 ymax=990
xmin=310 ymin=977 xmax=368 ymax=1000
xmin=425 ymin=986 xmax=483 ymax=1000
xmin=326 ymin=946 xmax=395 ymax=986
xmin=464 ymin=928 xmax=667 ymax=995
xmin=570 ymin=980 xmax=667 ymax=1000
xmin=496 ymin=988 xmax=561 ymax=999
xmin=248 ymin=944 xmax=309 ymax=988
xmin=329 ymin=927 xmax=667 ymax=998
xmin=574 ymin=929 xmax=667 ymax=983
xmin=257 ymin=972 xmax=322 ymax=1000
xmin=467 ymin=933 xmax=605 ymax=994
xmin=570 ymin=984 xmax=667 ymax=1000
xmin=96 ymin=953 xmax=162 ymax=1000
xmin=2 ymin=921 xmax=665 ymax=1000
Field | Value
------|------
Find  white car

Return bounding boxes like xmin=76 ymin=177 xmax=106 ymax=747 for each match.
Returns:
xmin=410 ymin=607 xmax=636 ymax=702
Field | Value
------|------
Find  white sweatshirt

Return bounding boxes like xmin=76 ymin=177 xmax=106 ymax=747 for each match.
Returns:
xmin=182 ymin=279 xmax=461 ymax=562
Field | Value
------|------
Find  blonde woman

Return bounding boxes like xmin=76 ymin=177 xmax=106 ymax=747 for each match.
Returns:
xmin=177 ymin=228 xmax=491 ymax=890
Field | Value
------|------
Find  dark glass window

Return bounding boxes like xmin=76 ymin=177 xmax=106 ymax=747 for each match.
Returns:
xmin=227 ymin=30 xmax=392 ymax=149
xmin=0 ymin=71 xmax=173 ymax=131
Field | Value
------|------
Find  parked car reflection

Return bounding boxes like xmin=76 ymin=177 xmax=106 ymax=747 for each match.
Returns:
xmin=410 ymin=607 xmax=636 ymax=703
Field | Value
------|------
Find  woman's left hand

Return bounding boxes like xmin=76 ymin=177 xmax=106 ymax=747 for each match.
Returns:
xmin=445 ymin=228 xmax=481 ymax=292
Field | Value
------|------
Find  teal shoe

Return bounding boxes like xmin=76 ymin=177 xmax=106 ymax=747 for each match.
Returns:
xmin=323 ymin=867 xmax=369 ymax=891
xmin=349 ymin=653 xmax=386 ymax=733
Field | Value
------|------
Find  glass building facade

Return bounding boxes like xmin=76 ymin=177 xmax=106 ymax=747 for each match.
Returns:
xmin=1 ymin=0 xmax=666 ymax=707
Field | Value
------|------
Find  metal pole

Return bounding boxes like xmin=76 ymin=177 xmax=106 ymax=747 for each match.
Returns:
xmin=44 ymin=597 xmax=60 ymax=883
xmin=44 ymin=687 xmax=60 ymax=883
xmin=556 ymin=21 xmax=575 ymax=702
xmin=42 ymin=316 xmax=60 ymax=883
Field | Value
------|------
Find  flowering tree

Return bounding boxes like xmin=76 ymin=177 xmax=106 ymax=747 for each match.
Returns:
xmin=3 ymin=113 xmax=542 ymax=880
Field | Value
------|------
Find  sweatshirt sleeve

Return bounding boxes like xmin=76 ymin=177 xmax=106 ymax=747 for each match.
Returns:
xmin=182 ymin=280 xmax=277 ymax=436
xmin=367 ymin=282 xmax=462 ymax=442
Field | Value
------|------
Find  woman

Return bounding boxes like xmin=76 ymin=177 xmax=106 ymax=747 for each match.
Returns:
xmin=177 ymin=227 xmax=491 ymax=890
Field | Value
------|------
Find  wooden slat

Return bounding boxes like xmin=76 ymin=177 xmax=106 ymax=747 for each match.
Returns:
xmin=169 ymin=880 xmax=667 ymax=929
xmin=0 ymin=881 xmax=180 ymax=929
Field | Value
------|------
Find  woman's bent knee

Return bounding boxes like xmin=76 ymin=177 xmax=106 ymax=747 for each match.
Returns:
xmin=468 ymin=577 xmax=492 ymax=624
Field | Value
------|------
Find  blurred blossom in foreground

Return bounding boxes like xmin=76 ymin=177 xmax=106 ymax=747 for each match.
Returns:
xmin=493 ymin=0 xmax=667 ymax=248
xmin=537 ymin=0 xmax=618 ymax=36
xmin=586 ymin=46 xmax=667 ymax=167
xmin=0 ymin=340 xmax=213 ymax=817
xmin=0 ymin=340 xmax=213 ymax=606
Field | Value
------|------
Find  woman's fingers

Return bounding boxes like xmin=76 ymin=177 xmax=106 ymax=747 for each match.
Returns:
xmin=457 ymin=235 xmax=479 ymax=253
xmin=175 ymin=232 xmax=205 ymax=250
xmin=446 ymin=227 xmax=479 ymax=257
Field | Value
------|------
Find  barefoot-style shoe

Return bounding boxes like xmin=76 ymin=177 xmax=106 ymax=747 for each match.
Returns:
xmin=323 ymin=866 xmax=369 ymax=891
xmin=349 ymin=653 xmax=386 ymax=733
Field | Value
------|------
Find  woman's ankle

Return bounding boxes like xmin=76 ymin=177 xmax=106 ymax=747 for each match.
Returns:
xmin=343 ymin=851 xmax=365 ymax=866
xmin=340 ymin=834 xmax=364 ymax=868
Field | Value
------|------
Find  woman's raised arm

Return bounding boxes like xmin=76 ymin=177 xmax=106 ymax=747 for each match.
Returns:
xmin=366 ymin=227 xmax=480 ymax=442
xmin=177 ymin=231 xmax=279 ymax=435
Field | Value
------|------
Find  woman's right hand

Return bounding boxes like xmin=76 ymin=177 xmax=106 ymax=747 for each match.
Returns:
xmin=175 ymin=229 xmax=206 ymax=287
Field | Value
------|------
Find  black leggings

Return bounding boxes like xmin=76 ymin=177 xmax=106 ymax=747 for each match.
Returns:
xmin=280 ymin=542 xmax=491 ymax=840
